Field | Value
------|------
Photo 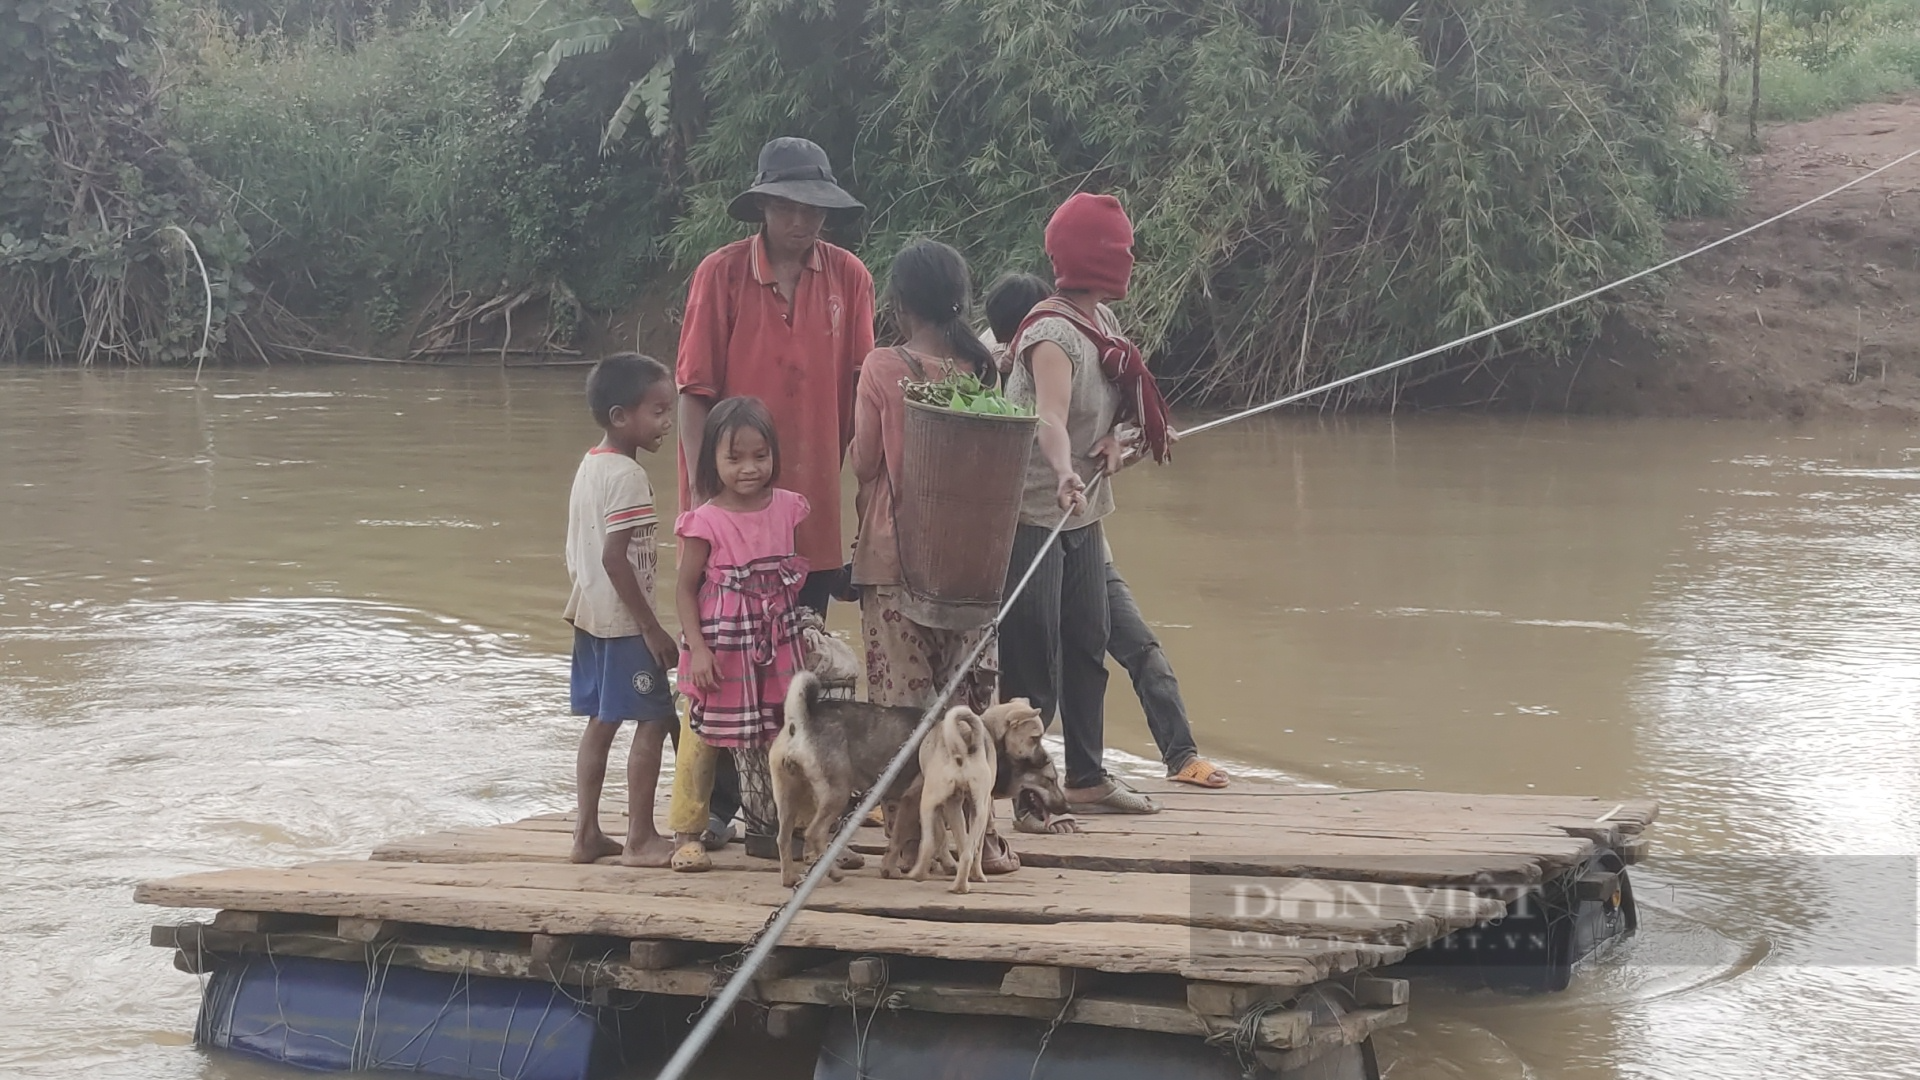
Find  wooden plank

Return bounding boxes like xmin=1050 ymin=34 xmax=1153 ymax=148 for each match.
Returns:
xmin=337 ymin=917 xmax=399 ymax=943
xmin=155 ymin=922 xmax=1321 ymax=1046
xmin=1256 ymin=1004 xmax=1408 ymax=1072
xmin=385 ymin=784 xmax=1654 ymax=888
xmin=212 ymin=910 xmax=330 ymax=934
xmin=530 ymin=933 xmax=573 ymax=965
xmin=134 ymin=865 xmax=1382 ymax=985
xmin=531 ymin=933 xmax=626 ymax=978
xmin=630 ymin=939 xmax=696 ymax=970
xmin=156 ymin=925 xmax=544 ymax=984
xmin=1618 ymin=837 xmax=1651 ymax=865
xmin=378 ymin=817 xmax=1586 ymax=889
xmin=1000 ymin=965 xmax=1079 ymax=999
xmin=1351 ymin=977 xmax=1409 ymax=1007
xmin=147 ymin=858 xmax=1502 ymax=945
xmin=1186 ymin=981 xmax=1285 ymax=1018
xmin=987 ymin=830 xmax=1591 ymax=886
xmin=756 ymin=972 xmax=1282 ymax=1044
xmin=847 ymin=957 xmax=887 ymax=989
xmin=758 ymin=948 xmax=836 ymax=980
xmin=763 ymin=1003 xmax=825 ymax=1040
xmin=515 ymin=788 xmax=1659 ymax=841
xmin=617 ymin=962 xmax=719 ymax=997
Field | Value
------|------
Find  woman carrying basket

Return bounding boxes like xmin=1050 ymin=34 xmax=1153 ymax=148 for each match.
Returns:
xmin=1001 ymin=193 xmax=1176 ymax=824
xmin=849 ymin=240 xmax=1020 ymax=873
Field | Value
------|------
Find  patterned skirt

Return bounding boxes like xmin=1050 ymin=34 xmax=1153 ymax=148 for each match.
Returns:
xmin=682 ymin=554 xmax=807 ymax=749
xmin=860 ymin=585 xmax=998 ymax=713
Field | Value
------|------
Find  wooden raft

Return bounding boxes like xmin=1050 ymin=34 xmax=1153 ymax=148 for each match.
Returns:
xmin=137 ymin=781 xmax=1656 ymax=1071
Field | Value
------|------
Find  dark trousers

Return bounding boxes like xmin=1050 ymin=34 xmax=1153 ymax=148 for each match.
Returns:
xmin=999 ymin=522 xmax=1109 ymax=789
xmin=1105 ymin=563 xmax=1197 ymax=771
xmin=796 ymin=567 xmax=845 ymax=617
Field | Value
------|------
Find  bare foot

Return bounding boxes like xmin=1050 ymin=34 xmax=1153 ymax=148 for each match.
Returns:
xmin=571 ymin=830 xmax=622 ymax=864
xmin=616 ymin=834 xmax=678 ymax=868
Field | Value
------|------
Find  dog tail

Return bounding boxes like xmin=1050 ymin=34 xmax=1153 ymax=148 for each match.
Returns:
xmin=959 ymin=710 xmax=983 ymax=754
xmin=935 ymin=705 xmax=985 ymax=758
xmin=783 ymin=671 xmax=822 ymax=741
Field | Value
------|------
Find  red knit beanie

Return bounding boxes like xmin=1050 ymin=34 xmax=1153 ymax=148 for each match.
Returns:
xmin=1044 ymin=193 xmax=1135 ymax=299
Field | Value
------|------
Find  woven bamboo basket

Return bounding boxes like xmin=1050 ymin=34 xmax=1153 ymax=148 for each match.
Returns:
xmin=894 ymin=399 xmax=1037 ymax=630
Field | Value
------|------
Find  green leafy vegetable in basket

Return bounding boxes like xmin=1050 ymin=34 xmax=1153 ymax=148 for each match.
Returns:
xmin=902 ymin=372 xmax=1034 ymax=417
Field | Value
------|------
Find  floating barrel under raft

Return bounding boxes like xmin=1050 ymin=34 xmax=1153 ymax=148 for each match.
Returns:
xmin=197 ymin=954 xmax=615 ymax=1079
xmin=1399 ymin=846 xmax=1640 ymax=992
xmin=181 ymin=951 xmax=1391 ymax=1080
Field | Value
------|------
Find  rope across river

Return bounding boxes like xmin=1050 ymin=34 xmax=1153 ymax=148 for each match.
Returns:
xmin=653 ymin=143 xmax=1920 ymax=1080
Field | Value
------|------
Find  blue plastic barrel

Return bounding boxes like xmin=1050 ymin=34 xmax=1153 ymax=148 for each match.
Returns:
xmin=198 ymin=954 xmax=610 ymax=1079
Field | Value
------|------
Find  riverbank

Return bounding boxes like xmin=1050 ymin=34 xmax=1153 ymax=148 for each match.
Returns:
xmin=1447 ymin=95 xmax=1920 ymax=420
xmin=278 ymin=97 xmax=1920 ymax=423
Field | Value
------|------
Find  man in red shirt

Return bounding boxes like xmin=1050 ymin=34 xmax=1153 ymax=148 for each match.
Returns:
xmin=676 ymin=137 xmax=876 ymax=615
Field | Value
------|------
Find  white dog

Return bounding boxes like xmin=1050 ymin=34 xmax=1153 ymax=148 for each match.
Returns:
xmin=907 ymin=705 xmax=997 ymax=893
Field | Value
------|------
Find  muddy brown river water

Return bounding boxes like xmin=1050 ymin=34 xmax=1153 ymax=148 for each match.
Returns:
xmin=2 ymin=366 xmax=1917 ymax=1080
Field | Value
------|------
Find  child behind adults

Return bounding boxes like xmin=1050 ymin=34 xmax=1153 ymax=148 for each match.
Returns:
xmin=564 ymin=353 xmax=682 ymax=866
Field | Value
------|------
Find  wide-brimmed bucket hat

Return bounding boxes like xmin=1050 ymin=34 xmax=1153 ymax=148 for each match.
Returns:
xmin=726 ymin=137 xmax=865 ymax=223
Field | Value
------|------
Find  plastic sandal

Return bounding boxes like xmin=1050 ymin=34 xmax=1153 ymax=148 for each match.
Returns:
xmin=1013 ymin=806 xmax=1080 ymax=835
xmin=1167 ymin=758 xmax=1231 ymax=789
xmin=980 ymin=832 xmax=1021 ymax=875
xmin=670 ymin=841 xmax=712 ymax=873
xmin=1067 ymin=777 xmax=1160 ymax=815
xmin=700 ymin=817 xmax=736 ymax=852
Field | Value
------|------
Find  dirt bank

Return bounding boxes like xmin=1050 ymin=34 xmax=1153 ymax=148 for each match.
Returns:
xmin=1454 ymin=96 xmax=1920 ymax=420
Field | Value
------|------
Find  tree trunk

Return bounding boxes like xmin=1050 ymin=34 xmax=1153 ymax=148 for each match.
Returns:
xmin=1715 ymin=0 xmax=1732 ymax=116
xmin=1749 ymin=0 xmax=1764 ymax=149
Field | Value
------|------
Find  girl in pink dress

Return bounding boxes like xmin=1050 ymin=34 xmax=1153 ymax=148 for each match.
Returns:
xmin=674 ymin=396 xmax=809 ymax=843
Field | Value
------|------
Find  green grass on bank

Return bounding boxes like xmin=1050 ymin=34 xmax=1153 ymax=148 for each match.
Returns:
xmin=1722 ymin=0 xmax=1920 ymax=124
xmin=160 ymin=0 xmax=670 ymax=331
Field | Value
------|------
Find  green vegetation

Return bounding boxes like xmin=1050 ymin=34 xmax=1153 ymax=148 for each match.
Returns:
xmin=162 ymin=0 xmax=673 ymax=336
xmin=1741 ymin=0 xmax=1920 ymax=121
xmin=20 ymin=0 xmax=1755 ymax=395
xmin=905 ymin=373 xmax=1034 ymax=418
xmin=1 ymin=0 xmax=256 ymax=364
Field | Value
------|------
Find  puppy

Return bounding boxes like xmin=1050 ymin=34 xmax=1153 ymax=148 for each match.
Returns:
xmin=884 ymin=698 xmax=1067 ymax=877
xmin=907 ymin=706 xmax=997 ymax=893
xmin=770 ymin=673 xmax=923 ymax=887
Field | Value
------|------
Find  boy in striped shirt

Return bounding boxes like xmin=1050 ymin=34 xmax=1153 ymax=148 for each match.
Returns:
xmin=564 ymin=353 xmax=679 ymax=866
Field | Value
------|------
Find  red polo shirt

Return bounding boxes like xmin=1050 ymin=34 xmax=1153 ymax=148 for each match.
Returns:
xmin=676 ymin=233 xmax=875 ymax=572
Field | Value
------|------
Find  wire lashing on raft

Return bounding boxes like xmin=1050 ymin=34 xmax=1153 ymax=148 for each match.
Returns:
xmin=653 ymin=144 xmax=1920 ymax=1080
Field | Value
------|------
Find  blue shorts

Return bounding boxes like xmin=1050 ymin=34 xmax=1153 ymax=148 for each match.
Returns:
xmin=570 ymin=629 xmax=675 ymax=725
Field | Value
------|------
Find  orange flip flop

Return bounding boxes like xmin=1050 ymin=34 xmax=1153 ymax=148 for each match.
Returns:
xmin=1168 ymin=758 xmax=1231 ymax=789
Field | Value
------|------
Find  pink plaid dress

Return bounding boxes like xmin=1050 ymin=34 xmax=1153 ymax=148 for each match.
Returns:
xmin=676 ymin=489 xmax=811 ymax=749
